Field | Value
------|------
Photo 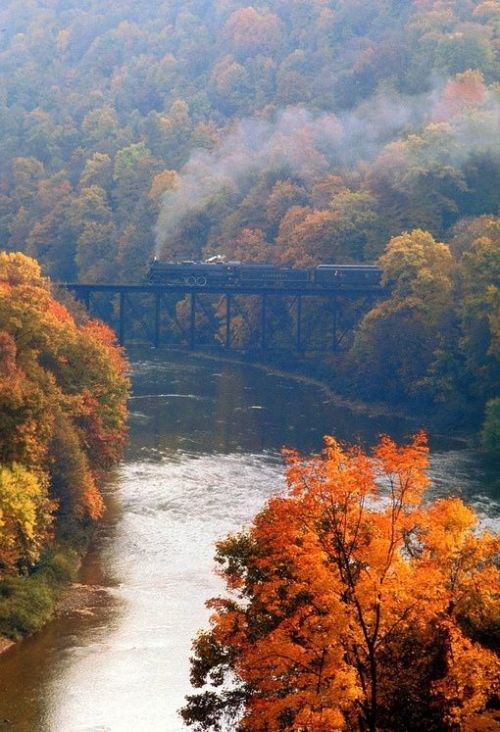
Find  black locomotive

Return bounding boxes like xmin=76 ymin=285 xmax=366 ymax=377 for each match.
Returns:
xmin=147 ymin=259 xmax=382 ymax=289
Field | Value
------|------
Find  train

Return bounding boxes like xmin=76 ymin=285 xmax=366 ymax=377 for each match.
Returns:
xmin=147 ymin=259 xmax=382 ymax=289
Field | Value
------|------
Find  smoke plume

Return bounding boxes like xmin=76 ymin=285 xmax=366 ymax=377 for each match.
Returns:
xmin=155 ymin=85 xmax=500 ymax=257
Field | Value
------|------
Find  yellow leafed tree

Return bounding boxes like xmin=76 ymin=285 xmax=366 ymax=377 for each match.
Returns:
xmin=0 ymin=464 xmax=54 ymax=576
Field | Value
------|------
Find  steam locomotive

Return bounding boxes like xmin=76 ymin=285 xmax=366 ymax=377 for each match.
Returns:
xmin=147 ymin=259 xmax=382 ymax=289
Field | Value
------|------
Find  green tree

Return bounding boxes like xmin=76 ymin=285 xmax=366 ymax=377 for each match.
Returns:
xmin=481 ymin=397 xmax=500 ymax=459
xmin=79 ymin=152 xmax=113 ymax=190
xmin=351 ymin=230 xmax=454 ymax=402
xmin=457 ymin=231 xmax=500 ymax=401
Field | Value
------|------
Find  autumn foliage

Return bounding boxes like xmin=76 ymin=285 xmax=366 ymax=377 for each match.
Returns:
xmin=0 ymin=252 xmax=129 ymax=578
xmin=0 ymin=0 xmax=497 ymax=447
xmin=182 ymin=434 xmax=499 ymax=732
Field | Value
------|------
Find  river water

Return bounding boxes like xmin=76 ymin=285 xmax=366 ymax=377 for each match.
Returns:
xmin=0 ymin=353 xmax=498 ymax=731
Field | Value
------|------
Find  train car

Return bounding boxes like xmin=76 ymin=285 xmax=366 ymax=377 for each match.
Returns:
xmin=147 ymin=260 xmax=241 ymax=286
xmin=239 ymin=264 xmax=309 ymax=287
xmin=147 ymin=259 xmax=382 ymax=289
xmin=148 ymin=260 xmax=311 ymax=288
xmin=279 ymin=268 xmax=311 ymax=286
xmin=313 ymin=264 xmax=382 ymax=288
xmin=238 ymin=264 xmax=309 ymax=287
xmin=238 ymin=264 xmax=279 ymax=286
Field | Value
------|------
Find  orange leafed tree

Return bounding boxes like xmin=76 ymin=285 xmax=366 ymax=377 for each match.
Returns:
xmin=182 ymin=434 xmax=499 ymax=732
xmin=0 ymin=252 xmax=129 ymax=535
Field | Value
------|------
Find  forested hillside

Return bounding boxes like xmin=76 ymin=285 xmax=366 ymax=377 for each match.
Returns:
xmin=0 ymin=0 xmax=498 ymax=441
xmin=0 ymin=0 xmax=498 ymax=277
xmin=0 ymin=252 xmax=128 ymax=638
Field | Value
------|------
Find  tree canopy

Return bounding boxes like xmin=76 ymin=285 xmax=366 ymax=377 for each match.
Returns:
xmin=0 ymin=1 xmax=497 ymax=442
xmin=0 ymin=252 xmax=129 ymax=579
xmin=0 ymin=1 xmax=497 ymax=280
xmin=182 ymin=434 xmax=499 ymax=732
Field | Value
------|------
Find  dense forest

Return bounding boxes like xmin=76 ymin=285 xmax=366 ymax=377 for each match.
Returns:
xmin=0 ymin=2 xmax=498 ymax=727
xmin=0 ymin=0 xmax=498 ymax=277
xmin=0 ymin=0 xmax=498 ymax=446
xmin=0 ymin=252 xmax=128 ymax=638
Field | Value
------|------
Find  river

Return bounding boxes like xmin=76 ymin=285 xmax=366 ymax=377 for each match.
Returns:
xmin=0 ymin=353 xmax=498 ymax=731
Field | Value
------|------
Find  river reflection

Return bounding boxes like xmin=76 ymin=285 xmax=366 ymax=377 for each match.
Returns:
xmin=0 ymin=352 xmax=498 ymax=731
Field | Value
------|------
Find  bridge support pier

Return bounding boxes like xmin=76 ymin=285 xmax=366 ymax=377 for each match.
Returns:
xmin=190 ymin=292 xmax=196 ymax=350
xmin=119 ymin=291 xmax=126 ymax=345
xmin=296 ymin=296 xmax=302 ymax=352
xmin=154 ymin=291 xmax=161 ymax=348
xmin=226 ymin=294 xmax=231 ymax=349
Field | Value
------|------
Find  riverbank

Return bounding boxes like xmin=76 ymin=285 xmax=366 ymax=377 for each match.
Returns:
xmin=251 ymin=352 xmax=497 ymax=455
xmin=54 ymin=582 xmax=109 ymax=617
xmin=0 ymin=349 xmax=457 ymax=660
xmin=0 ymin=545 xmax=89 ymax=654
xmin=0 ymin=352 xmax=497 ymax=728
xmin=0 ymin=581 xmax=107 ymax=658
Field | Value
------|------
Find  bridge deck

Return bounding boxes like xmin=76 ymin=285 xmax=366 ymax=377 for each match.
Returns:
xmin=62 ymin=282 xmax=387 ymax=297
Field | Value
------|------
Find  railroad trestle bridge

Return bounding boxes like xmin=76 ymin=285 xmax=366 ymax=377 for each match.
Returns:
xmin=63 ymin=283 xmax=388 ymax=353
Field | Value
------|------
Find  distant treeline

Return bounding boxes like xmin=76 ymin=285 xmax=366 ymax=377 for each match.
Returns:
xmin=0 ymin=0 xmax=498 ymax=448
xmin=0 ymin=0 xmax=497 ymax=278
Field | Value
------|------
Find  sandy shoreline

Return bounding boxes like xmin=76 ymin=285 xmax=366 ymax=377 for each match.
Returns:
xmin=0 ymin=637 xmax=14 ymax=654
xmin=0 ymin=582 xmax=109 ymax=656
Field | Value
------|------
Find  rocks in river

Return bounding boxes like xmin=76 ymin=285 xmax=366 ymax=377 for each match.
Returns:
xmin=56 ymin=583 xmax=109 ymax=616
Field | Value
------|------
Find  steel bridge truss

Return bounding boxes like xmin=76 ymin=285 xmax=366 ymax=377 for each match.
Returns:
xmin=64 ymin=283 xmax=385 ymax=353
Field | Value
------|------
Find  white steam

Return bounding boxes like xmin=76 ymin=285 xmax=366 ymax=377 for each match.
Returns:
xmin=155 ymin=85 xmax=500 ymax=256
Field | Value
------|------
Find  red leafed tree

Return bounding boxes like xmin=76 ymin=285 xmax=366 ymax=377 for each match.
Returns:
xmin=433 ymin=70 xmax=487 ymax=122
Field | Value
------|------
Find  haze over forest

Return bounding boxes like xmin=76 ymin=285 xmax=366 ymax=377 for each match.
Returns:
xmin=0 ymin=0 xmax=498 ymax=277
xmin=0 ymin=3 xmax=499 ymax=729
xmin=0 ymin=0 xmax=498 ymax=425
